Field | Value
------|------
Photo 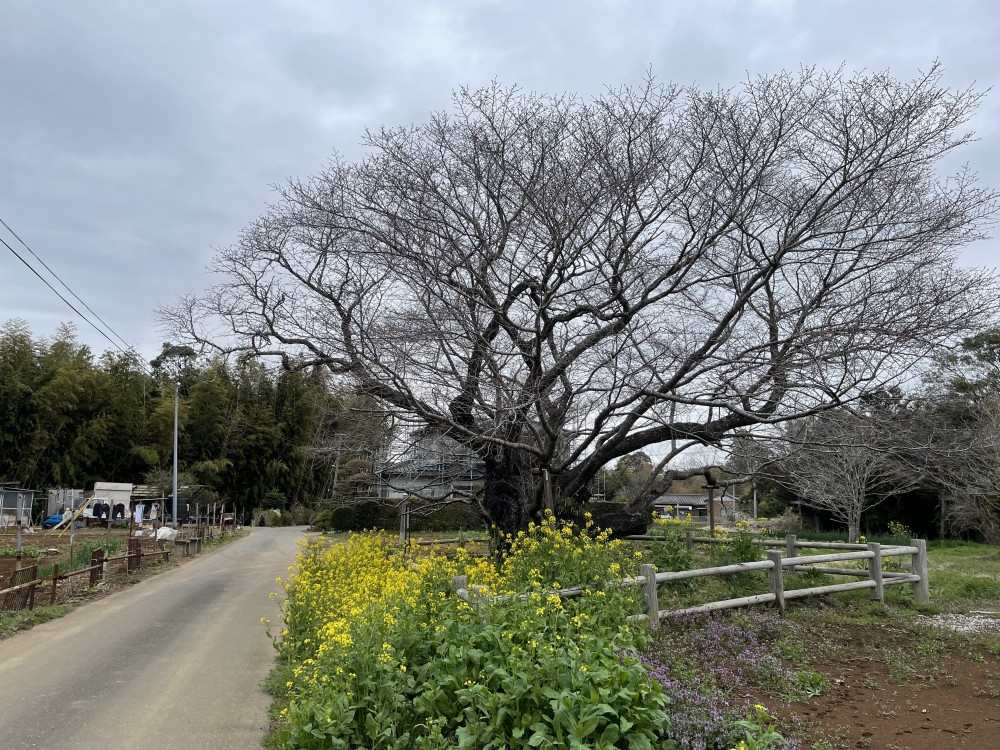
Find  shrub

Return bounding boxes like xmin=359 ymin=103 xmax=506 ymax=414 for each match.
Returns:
xmin=272 ymin=516 xmax=669 ymax=749
xmin=719 ymin=521 xmax=763 ymax=566
xmin=289 ymin=504 xmax=311 ymax=525
xmin=408 ymin=500 xmax=483 ymax=532
xmin=260 ymin=510 xmax=283 ymax=527
xmin=352 ymin=501 xmax=387 ymax=530
xmin=310 ymin=509 xmax=333 ymax=532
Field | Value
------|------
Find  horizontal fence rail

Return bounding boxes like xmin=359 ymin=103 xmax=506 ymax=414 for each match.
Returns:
xmin=0 ymin=536 xmax=202 ymax=614
xmin=411 ymin=537 xmax=487 ymax=547
xmin=450 ymin=536 xmax=930 ymax=627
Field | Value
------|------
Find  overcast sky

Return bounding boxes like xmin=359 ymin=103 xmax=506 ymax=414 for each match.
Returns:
xmin=2 ymin=0 xmax=999 ymax=361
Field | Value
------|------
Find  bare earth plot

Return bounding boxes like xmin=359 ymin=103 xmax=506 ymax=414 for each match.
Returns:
xmin=0 ymin=526 xmax=305 ymax=750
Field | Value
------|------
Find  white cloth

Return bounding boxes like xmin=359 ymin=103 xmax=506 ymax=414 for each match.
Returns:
xmin=134 ymin=504 xmax=144 ymax=524
xmin=155 ymin=527 xmax=178 ymax=542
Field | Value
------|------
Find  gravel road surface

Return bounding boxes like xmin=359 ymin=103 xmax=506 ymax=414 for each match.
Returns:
xmin=0 ymin=526 xmax=305 ymax=750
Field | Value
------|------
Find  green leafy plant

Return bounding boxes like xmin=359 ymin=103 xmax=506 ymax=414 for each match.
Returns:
xmin=0 ymin=545 xmax=40 ymax=557
xmin=71 ymin=538 xmax=123 ymax=569
xmin=728 ymin=704 xmax=787 ymax=750
xmin=272 ymin=522 xmax=666 ymax=750
xmin=648 ymin=530 xmax=696 ymax=592
xmin=716 ymin=522 xmax=765 ymax=594
xmin=780 ymin=669 xmax=829 ymax=702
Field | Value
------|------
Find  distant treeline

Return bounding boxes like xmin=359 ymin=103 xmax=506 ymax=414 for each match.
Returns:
xmin=0 ymin=320 xmax=376 ymax=514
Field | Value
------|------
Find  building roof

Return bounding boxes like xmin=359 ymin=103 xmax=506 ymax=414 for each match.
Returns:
xmin=130 ymin=484 xmax=165 ymax=499
xmin=382 ymin=460 xmax=484 ymax=480
xmin=654 ymin=493 xmax=711 ymax=507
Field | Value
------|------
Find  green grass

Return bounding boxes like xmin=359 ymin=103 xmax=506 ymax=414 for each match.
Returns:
xmin=925 ymin=541 xmax=1000 ymax=610
xmin=261 ymin=660 xmax=297 ymax=750
xmin=70 ymin=538 xmax=124 ymax=569
xmin=0 ymin=604 xmax=72 ymax=638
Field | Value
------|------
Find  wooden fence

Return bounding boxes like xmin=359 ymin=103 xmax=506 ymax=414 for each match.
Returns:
xmin=451 ymin=536 xmax=929 ymax=625
xmin=0 ymin=540 xmax=178 ymax=614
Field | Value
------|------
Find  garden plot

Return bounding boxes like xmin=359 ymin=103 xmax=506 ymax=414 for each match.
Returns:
xmin=0 ymin=527 xmax=132 ymax=581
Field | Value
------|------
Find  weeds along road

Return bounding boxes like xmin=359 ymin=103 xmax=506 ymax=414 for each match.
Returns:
xmin=0 ymin=525 xmax=307 ymax=750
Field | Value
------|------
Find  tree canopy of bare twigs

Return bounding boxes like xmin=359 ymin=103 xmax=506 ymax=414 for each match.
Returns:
xmin=917 ymin=330 xmax=1000 ymax=541
xmin=781 ymin=410 xmax=921 ymax=542
xmin=163 ymin=64 xmax=999 ymax=537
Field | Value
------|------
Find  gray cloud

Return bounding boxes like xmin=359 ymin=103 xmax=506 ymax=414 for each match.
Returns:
xmin=1 ymin=0 xmax=998 ymax=357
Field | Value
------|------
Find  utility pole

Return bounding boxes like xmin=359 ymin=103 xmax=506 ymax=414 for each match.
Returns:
xmin=172 ymin=382 xmax=179 ymax=530
xmin=313 ymin=433 xmax=346 ymax=504
xmin=703 ymin=479 xmax=718 ymax=538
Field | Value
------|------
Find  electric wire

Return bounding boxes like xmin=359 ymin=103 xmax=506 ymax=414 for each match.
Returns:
xmin=0 ymin=233 xmax=129 ymax=356
xmin=0 ymin=216 xmax=154 ymax=373
xmin=0 ymin=215 xmax=136 ymax=354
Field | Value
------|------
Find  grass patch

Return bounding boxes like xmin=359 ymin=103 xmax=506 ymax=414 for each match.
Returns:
xmin=262 ymin=660 xmax=296 ymax=750
xmin=0 ymin=604 xmax=72 ymax=638
xmin=69 ymin=538 xmax=123 ymax=569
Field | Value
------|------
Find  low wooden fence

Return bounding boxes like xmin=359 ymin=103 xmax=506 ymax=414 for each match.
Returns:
xmin=0 ymin=540 xmax=177 ymax=615
xmin=411 ymin=537 xmax=487 ymax=547
xmin=451 ymin=536 xmax=929 ymax=625
xmin=634 ymin=538 xmax=927 ymax=627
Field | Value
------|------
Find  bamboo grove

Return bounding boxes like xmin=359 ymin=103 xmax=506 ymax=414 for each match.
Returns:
xmin=0 ymin=319 xmax=376 ymax=515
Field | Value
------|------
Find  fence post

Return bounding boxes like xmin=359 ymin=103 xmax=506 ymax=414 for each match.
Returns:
xmin=399 ymin=499 xmax=409 ymax=546
xmin=766 ymin=550 xmax=785 ymax=614
xmin=685 ymin=530 xmax=695 ymax=552
xmin=785 ymin=534 xmax=797 ymax=571
xmin=910 ymin=538 xmax=929 ymax=605
xmin=640 ymin=563 xmax=659 ymax=629
xmin=90 ymin=549 xmax=104 ymax=587
xmin=469 ymin=584 xmax=489 ymax=624
xmin=867 ymin=542 xmax=884 ymax=604
xmin=50 ymin=563 xmax=59 ymax=605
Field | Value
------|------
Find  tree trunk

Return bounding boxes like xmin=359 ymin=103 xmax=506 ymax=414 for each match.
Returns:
xmin=479 ymin=451 xmax=532 ymax=542
xmin=847 ymin=515 xmax=861 ymax=544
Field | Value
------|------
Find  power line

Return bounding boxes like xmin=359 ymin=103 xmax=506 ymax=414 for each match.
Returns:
xmin=0 ymin=216 xmax=138 ymax=353
xmin=0 ymin=217 xmax=153 ymax=372
xmin=0 ymin=234 xmax=130 ymax=356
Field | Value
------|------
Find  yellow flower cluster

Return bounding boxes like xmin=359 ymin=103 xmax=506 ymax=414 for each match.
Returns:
xmin=273 ymin=515 xmax=659 ymax=747
xmin=496 ymin=510 xmax=637 ymax=592
xmin=276 ymin=532 xmax=520 ymax=690
xmin=652 ymin=513 xmax=694 ymax=527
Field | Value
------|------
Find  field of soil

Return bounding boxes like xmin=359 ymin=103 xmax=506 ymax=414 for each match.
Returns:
xmin=768 ymin=619 xmax=1000 ymax=749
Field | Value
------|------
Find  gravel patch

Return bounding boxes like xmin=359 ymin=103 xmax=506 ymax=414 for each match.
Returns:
xmin=917 ymin=612 xmax=1000 ymax=633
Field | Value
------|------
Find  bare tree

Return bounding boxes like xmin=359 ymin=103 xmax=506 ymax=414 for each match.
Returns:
xmin=936 ymin=405 xmax=1000 ymax=543
xmin=781 ymin=411 xmax=921 ymax=541
xmin=163 ymin=64 xmax=998 ymax=538
xmin=726 ymin=432 xmax=784 ymax=519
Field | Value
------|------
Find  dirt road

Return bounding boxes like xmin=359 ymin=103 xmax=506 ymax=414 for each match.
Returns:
xmin=0 ymin=526 xmax=306 ymax=750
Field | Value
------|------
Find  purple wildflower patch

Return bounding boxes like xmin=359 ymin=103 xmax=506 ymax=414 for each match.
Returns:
xmin=643 ymin=611 xmax=803 ymax=750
